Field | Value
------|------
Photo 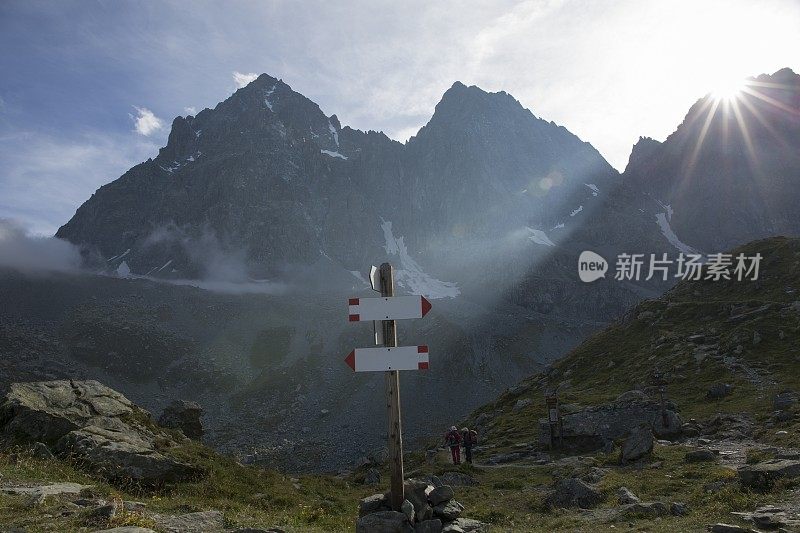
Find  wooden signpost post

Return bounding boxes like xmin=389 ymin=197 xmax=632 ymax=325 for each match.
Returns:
xmin=345 ymin=262 xmax=431 ymax=512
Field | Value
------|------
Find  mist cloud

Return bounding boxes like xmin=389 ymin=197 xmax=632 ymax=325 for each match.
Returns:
xmin=0 ymin=219 xmax=81 ymax=273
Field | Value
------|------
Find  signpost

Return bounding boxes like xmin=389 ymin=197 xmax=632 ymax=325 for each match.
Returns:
xmin=346 ymin=262 xmax=431 ymax=512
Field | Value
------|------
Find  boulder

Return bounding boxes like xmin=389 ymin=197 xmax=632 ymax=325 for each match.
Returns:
xmin=739 ymin=459 xmax=800 ymax=489
xmin=402 ymin=499 xmax=415 ymax=523
xmin=359 ymin=493 xmax=391 ymax=517
xmin=356 ymin=511 xmax=414 ymax=533
xmin=432 ymin=499 xmax=464 ymax=521
xmin=364 ymin=468 xmax=381 ymax=485
xmin=708 ymin=525 xmax=759 ymax=533
xmin=621 ymin=501 xmax=669 ymax=518
xmin=414 ymin=519 xmax=443 ymax=533
xmin=615 ymin=390 xmax=648 ymax=403
xmin=442 ymin=518 xmax=490 ymax=532
xmin=55 ymin=420 xmax=200 ymax=484
xmin=158 ymin=400 xmax=203 ymax=440
xmin=429 ymin=485 xmax=454 ymax=506
xmin=513 ymin=398 xmax=532 ymax=412
xmin=617 ymin=486 xmax=640 ymax=505
xmin=0 ymin=380 xmax=200 ymax=484
xmin=538 ymin=398 xmax=681 ymax=450
xmin=544 ymin=478 xmax=603 ymax=509
xmin=706 ymin=383 xmax=733 ymax=400
xmin=0 ymin=482 xmax=91 ymax=499
xmin=685 ymin=449 xmax=717 ymax=463
xmin=155 ymin=510 xmax=225 ymax=533
xmin=403 ymin=479 xmax=434 ymax=521
xmin=621 ymin=425 xmax=653 ymax=463
xmin=670 ymin=502 xmax=688 ymax=516
xmin=0 ymin=380 xmax=135 ymax=444
xmin=774 ymin=391 xmax=797 ymax=411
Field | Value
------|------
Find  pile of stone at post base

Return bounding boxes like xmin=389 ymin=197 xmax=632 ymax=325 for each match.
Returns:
xmin=357 ymin=477 xmax=490 ymax=533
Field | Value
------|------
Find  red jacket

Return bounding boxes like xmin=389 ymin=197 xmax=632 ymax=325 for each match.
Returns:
xmin=444 ymin=430 xmax=462 ymax=447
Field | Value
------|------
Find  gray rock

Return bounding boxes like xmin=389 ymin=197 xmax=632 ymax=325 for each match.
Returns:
xmin=670 ymin=502 xmax=688 ymax=516
xmin=615 ymin=390 xmax=648 ymax=403
xmin=428 ymin=485 xmax=454 ymax=506
xmin=621 ymin=501 xmax=669 ymax=517
xmin=432 ymin=499 xmax=463 ymax=521
xmin=364 ymin=467 xmax=381 ymax=485
xmin=0 ymin=482 xmax=91 ymax=499
xmin=359 ymin=493 xmax=390 ymax=517
xmin=753 ymin=331 xmax=762 ymax=345
xmin=582 ymin=467 xmax=609 ymax=483
xmin=31 ymin=442 xmax=54 ymax=459
xmin=706 ymin=383 xmax=733 ymax=400
xmin=155 ymin=510 xmax=225 ymax=532
xmin=0 ymin=380 xmax=199 ymax=484
xmin=513 ymin=398 xmax=532 ymax=412
xmin=356 ymin=511 xmax=414 ymax=533
xmin=94 ymin=526 xmax=156 ymax=533
xmin=158 ymin=400 xmax=204 ymax=440
xmin=537 ymin=397 xmax=681 ymax=450
xmin=685 ymin=449 xmax=717 ymax=462
xmin=774 ymin=391 xmax=797 ymax=411
xmin=739 ymin=459 xmax=800 ymax=489
xmin=414 ymin=519 xmax=443 ymax=533
xmin=443 ymin=518 xmax=490 ymax=532
xmin=402 ymin=499 xmax=415 ymax=523
xmin=545 ymin=478 xmax=603 ymax=509
xmin=403 ymin=480 xmax=433 ymax=521
xmin=621 ymin=425 xmax=653 ymax=463
xmin=708 ymin=525 xmax=759 ymax=533
xmin=617 ymin=486 xmax=640 ymax=504
xmin=89 ymin=501 xmax=119 ymax=521
xmin=55 ymin=421 xmax=200 ymax=484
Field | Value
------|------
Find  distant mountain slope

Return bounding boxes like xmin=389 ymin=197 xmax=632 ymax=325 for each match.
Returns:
xmin=623 ymin=68 xmax=800 ymax=252
xmin=470 ymin=236 xmax=800 ymax=453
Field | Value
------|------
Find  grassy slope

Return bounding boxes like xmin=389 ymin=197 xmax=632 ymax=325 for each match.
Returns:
xmin=472 ymin=237 xmax=800 ymax=450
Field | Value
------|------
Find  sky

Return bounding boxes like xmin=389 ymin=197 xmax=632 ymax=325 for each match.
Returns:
xmin=1 ymin=0 xmax=798 ymax=235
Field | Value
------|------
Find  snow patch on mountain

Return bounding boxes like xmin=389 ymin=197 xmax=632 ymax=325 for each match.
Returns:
xmin=328 ymin=120 xmax=339 ymax=147
xmin=264 ymin=85 xmax=276 ymax=111
xmin=655 ymin=211 xmax=699 ymax=255
xmin=570 ymin=205 xmax=583 ymax=217
xmin=116 ymin=261 xmax=131 ymax=278
xmin=526 ymin=227 xmax=555 ymax=246
xmin=380 ymin=219 xmax=460 ymax=299
xmin=585 ymin=183 xmax=599 ymax=196
xmin=321 ymin=149 xmax=347 ymax=160
xmin=552 ymin=223 xmax=565 ymax=230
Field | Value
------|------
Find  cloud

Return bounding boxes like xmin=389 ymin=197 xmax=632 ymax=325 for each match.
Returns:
xmin=0 ymin=218 xmax=81 ymax=273
xmin=130 ymin=106 xmax=163 ymax=136
xmin=184 ymin=106 xmax=197 ymax=115
xmin=0 ymin=130 xmax=158 ymax=235
xmin=232 ymin=71 xmax=258 ymax=88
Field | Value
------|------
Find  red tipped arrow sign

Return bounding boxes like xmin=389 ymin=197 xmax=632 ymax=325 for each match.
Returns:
xmin=345 ymin=345 xmax=429 ymax=372
xmin=348 ymin=295 xmax=432 ymax=322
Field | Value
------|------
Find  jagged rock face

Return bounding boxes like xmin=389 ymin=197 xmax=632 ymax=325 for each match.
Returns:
xmin=623 ymin=68 xmax=800 ymax=252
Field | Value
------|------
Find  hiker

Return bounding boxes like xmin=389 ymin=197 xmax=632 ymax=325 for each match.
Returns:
xmin=444 ymin=425 xmax=462 ymax=464
xmin=461 ymin=427 xmax=478 ymax=464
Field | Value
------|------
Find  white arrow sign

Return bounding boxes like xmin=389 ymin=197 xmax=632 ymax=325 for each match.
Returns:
xmin=348 ymin=296 xmax=432 ymax=322
xmin=344 ymin=345 xmax=429 ymax=372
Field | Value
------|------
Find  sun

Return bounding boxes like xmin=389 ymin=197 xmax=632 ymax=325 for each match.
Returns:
xmin=711 ymin=77 xmax=747 ymax=101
